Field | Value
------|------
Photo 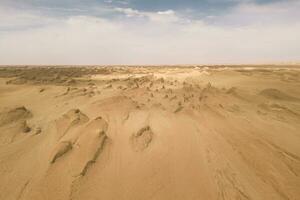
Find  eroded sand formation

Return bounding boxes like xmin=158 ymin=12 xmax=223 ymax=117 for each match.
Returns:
xmin=0 ymin=66 xmax=300 ymax=200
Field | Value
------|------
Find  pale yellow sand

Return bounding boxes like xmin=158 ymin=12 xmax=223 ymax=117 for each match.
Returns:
xmin=0 ymin=66 xmax=300 ymax=200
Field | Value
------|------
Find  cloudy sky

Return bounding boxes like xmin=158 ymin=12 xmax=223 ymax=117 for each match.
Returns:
xmin=0 ymin=0 xmax=299 ymax=65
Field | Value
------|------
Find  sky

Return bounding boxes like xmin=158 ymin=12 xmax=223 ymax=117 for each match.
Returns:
xmin=0 ymin=0 xmax=299 ymax=65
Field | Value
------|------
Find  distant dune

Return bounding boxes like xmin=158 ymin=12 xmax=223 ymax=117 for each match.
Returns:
xmin=0 ymin=66 xmax=299 ymax=200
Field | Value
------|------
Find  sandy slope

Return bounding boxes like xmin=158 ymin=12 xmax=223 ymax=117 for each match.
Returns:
xmin=0 ymin=66 xmax=300 ymax=200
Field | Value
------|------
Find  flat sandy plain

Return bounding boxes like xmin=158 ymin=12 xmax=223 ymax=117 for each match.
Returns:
xmin=0 ymin=65 xmax=300 ymax=200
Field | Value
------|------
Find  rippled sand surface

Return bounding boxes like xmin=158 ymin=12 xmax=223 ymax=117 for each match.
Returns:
xmin=0 ymin=66 xmax=300 ymax=200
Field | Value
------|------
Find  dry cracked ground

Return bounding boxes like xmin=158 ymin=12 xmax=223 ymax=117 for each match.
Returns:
xmin=0 ymin=66 xmax=300 ymax=200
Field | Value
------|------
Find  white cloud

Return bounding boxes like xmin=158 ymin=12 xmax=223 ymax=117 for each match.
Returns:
xmin=0 ymin=2 xmax=300 ymax=65
xmin=157 ymin=10 xmax=175 ymax=15
xmin=114 ymin=7 xmax=179 ymax=23
xmin=114 ymin=7 xmax=143 ymax=17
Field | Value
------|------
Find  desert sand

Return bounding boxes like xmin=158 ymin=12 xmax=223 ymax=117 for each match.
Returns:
xmin=0 ymin=65 xmax=300 ymax=200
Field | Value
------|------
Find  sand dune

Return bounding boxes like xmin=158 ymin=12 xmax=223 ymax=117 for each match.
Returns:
xmin=0 ymin=66 xmax=300 ymax=200
xmin=259 ymin=88 xmax=300 ymax=102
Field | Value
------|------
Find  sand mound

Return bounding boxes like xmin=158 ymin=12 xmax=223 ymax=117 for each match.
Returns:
xmin=1 ymin=67 xmax=111 ymax=86
xmin=60 ymin=87 xmax=99 ymax=98
xmin=226 ymin=87 xmax=238 ymax=95
xmin=174 ymin=106 xmax=183 ymax=113
xmin=80 ymin=132 xmax=108 ymax=176
xmin=71 ymin=117 xmax=110 ymax=176
xmin=21 ymin=120 xmax=31 ymax=133
xmin=62 ymin=109 xmax=89 ymax=124
xmin=259 ymin=103 xmax=299 ymax=117
xmin=0 ymin=107 xmax=32 ymax=144
xmin=199 ymin=83 xmax=221 ymax=100
xmin=0 ymin=106 xmax=32 ymax=126
xmin=131 ymin=126 xmax=153 ymax=152
xmin=56 ymin=109 xmax=89 ymax=139
xmin=259 ymin=88 xmax=300 ymax=101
